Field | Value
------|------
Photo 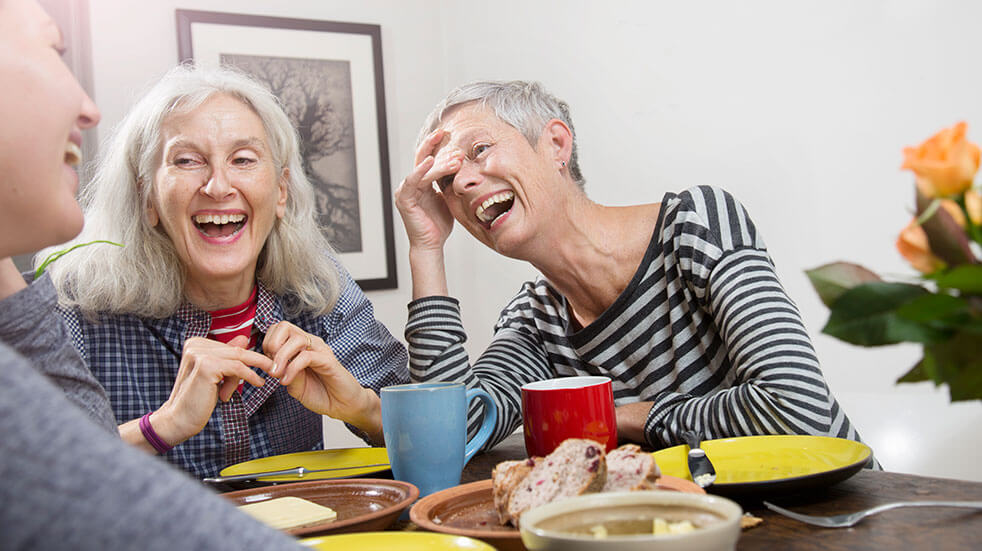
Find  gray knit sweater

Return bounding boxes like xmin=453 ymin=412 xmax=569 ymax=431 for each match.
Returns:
xmin=0 ymin=275 xmax=304 ymax=550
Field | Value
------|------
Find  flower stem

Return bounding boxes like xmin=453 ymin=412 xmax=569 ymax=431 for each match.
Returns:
xmin=34 ymin=240 xmax=124 ymax=278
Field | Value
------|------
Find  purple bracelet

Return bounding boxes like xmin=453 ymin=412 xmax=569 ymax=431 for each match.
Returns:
xmin=139 ymin=412 xmax=174 ymax=455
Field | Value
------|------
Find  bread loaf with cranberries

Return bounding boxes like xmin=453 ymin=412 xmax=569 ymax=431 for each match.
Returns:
xmin=491 ymin=458 xmax=536 ymax=525
xmin=602 ymin=443 xmax=661 ymax=491
xmin=499 ymin=438 xmax=607 ymax=526
xmin=491 ymin=440 xmax=665 ymax=526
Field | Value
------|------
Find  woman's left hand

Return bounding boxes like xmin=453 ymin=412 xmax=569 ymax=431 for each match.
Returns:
xmin=263 ymin=321 xmax=383 ymax=443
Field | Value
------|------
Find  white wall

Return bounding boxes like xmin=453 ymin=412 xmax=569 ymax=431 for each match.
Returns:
xmin=86 ymin=0 xmax=981 ymax=479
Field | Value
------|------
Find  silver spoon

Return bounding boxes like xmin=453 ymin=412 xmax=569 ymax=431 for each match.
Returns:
xmin=681 ymin=430 xmax=717 ymax=488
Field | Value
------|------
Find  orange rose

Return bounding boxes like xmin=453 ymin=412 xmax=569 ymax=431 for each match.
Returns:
xmin=901 ymin=122 xmax=980 ymax=197
xmin=965 ymin=188 xmax=982 ymax=226
xmin=896 ymin=218 xmax=945 ymax=274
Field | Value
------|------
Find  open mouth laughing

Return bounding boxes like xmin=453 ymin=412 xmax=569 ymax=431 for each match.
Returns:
xmin=193 ymin=213 xmax=247 ymax=239
xmin=64 ymin=142 xmax=82 ymax=167
xmin=475 ymin=190 xmax=515 ymax=229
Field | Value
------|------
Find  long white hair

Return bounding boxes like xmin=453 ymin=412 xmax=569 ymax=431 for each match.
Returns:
xmin=44 ymin=64 xmax=341 ymax=318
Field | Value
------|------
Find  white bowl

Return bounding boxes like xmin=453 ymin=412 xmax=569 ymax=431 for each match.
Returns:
xmin=519 ymin=490 xmax=742 ymax=551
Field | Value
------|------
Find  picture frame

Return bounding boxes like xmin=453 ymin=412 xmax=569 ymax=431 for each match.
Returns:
xmin=176 ymin=10 xmax=397 ymax=291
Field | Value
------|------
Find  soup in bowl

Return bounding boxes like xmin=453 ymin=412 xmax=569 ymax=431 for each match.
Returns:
xmin=519 ymin=490 xmax=742 ymax=551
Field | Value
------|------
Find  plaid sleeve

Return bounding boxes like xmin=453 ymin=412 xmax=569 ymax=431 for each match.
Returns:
xmin=320 ymin=268 xmax=409 ymax=395
xmin=58 ymin=306 xmax=88 ymax=364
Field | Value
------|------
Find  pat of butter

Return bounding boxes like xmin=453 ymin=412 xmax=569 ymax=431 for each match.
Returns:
xmin=238 ymin=496 xmax=338 ymax=530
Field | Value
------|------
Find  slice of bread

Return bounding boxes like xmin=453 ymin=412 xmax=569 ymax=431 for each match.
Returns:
xmin=602 ymin=443 xmax=661 ymax=491
xmin=491 ymin=458 xmax=537 ymax=525
xmin=491 ymin=440 xmax=666 ymax=527
xmin=503 ymin=438 xmax=607 ymax=526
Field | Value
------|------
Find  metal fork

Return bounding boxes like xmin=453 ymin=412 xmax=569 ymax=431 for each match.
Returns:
xmin=763 ymin=500 xmax=982 ymax=528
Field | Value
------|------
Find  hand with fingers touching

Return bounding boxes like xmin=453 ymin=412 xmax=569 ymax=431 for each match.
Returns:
xmin=120 ymin=334 xmax=274 ymax=454
xmin=263 ymin=321 xmax=384 ymax=445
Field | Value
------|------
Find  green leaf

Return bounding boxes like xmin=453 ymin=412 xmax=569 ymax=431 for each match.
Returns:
xmin=948 ymin=368 xmax=982 ymax=401
xmin=896 ymin=360 xmax=930 ymax=383
xmin=915 ymin=332 xmax=982 ymax=402
xmin=34 ymin=240 xmax=124 ymax=278
xmin=822 ymin=282 xmax=950 ymax=345
xmin=935 ymin=265 xmax=982 ymax=294
xmin=805 ymin=262 xmax=882 ymax=307
xmin=895 ymin=293 xmax=969 ymax=323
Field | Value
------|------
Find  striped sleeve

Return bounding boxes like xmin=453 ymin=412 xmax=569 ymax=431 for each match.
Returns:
xmin=322 ymin=270 xmax=409 ymax=395
xmin=644 ymin=188 xmax=834 ymax=446
xmin=406 ymin=296 xmax=554 ymax=450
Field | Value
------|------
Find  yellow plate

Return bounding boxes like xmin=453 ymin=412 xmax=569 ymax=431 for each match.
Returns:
xmin=301 ymin=532 xmax=495 ymax=550
xmin=652 ymin=435 xmax=872 ymax=497
xmin=220 ymin=447 xmax=390 ymax=483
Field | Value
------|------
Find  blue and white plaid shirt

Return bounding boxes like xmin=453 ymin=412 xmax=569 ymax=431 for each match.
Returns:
xmin=61 ymin=270 xmax=408 ymax=479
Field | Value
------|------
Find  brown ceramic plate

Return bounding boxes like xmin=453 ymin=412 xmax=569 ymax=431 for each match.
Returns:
xmin=410 ymin=476 xmax=704 ymax=551
xmin=223 ymin=478 xmax=418 ymax=537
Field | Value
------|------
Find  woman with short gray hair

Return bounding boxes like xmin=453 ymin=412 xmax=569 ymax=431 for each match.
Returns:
xmin=47 ymin=64 xmax=408 ymax=478
xmin=417 ymin=80 xmax=586 ymax=188
xmin=396 ymin=80 xmax=872 ymax=459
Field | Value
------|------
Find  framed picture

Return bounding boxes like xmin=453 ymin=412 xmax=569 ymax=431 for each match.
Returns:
xmin=176 ymin=10 xmax=397 ymax=290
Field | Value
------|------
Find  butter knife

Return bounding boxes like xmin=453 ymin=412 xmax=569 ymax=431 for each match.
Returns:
xmin=681 ymin=430 xmax=717 ymax=488
xmin=202 ymin=463 xmax=390 ymax=484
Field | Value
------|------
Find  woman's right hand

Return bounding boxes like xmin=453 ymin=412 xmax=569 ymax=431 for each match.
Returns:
xmin=394 ymin=129 xmax=460 ymax=253
xmin=145 ymin=335 xmax=273 ymax=449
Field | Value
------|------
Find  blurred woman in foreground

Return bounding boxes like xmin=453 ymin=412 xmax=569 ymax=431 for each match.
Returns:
xmin=0 ymin=0 xmax=306 ymax=548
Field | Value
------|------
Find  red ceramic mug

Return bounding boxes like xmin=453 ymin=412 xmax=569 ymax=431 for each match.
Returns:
xmin=521 ymin=376 xmax=617 ymax=457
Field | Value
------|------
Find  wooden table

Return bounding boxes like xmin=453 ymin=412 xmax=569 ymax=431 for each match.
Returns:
xmin=462 ymin=432 xmax=982 ymax=550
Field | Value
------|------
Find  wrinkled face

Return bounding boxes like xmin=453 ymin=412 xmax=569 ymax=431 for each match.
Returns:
xmin=148 ymin=93 xmax=287 ymax=296
xmin=433 ymin=104 xmax=559 ymax=257
xmin=0 ymin=0 xmax=100 ymax=257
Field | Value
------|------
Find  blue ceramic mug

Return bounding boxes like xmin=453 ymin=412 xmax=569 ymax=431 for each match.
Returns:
xmin=380 ymin=382 xmax=497 ymax=497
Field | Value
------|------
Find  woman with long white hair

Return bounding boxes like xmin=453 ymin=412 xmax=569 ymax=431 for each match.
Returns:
xmin=47 ymin=64 xmax=407 ymax=478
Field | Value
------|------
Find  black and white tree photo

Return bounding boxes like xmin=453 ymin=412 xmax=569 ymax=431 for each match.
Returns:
xmin=222 ymin=54 xmax=362 ymax=253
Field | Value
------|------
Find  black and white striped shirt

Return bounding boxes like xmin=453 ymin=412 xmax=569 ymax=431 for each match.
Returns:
xmin=407 ymin=186 xmax=866 ymax=454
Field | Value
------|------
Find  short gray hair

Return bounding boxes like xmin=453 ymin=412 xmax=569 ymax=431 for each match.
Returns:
xmin=418 ymin=80 xmax=584 ymax=188
xmin=45 ymin=63 xmax=340 ymax=318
